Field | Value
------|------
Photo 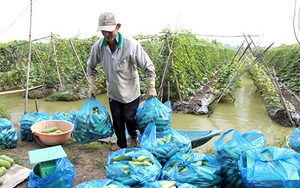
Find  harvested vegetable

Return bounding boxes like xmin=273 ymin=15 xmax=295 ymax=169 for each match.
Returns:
xmin=73 ymin=98 xmax=113 ymax=144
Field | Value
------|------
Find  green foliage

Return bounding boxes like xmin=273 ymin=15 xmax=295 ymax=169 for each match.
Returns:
xmin=1 ymin=30 xmax=235 ymax=103
xmin=0 ymin=103 xmax=11 ymax=120
xmin=249 ymin=63 xmax=282 ymax=107
xmin=45 ymin=92 xmax=80 ymax=102
xmin=139 ymin=29 xmax=236 ymax=101
xmin=264 ymin=44 xmax=300 ymax=96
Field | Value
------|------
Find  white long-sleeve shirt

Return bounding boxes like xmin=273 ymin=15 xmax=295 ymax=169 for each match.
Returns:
xmin=87 ymin=33 xmax=156 ymax=103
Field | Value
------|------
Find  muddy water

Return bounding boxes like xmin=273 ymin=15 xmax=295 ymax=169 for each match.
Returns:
xmin=0 ymin=73 xmax=294 ymax=149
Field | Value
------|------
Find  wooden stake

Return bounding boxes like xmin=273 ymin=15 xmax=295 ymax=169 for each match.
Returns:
xmin=35 ymin=98 xmax=38 ymax=112
xmin=0 ymin=85 xmax=43 ymax=95
xmin=272 ymin=67 xmax=294 ymax=126
xmin=158 ymin=15 xmax=180 ymax=102
xmin=69 ymin=39 xmax=89 ymax=83
xmin=24 ymin=0 xmax=33 ymax=115
xmin=245 ymin=34 xmax=294 ymax=126
xmin=208 ymin=43 xmax=273 ymax=116
xmin=157 ymin=34 xmax=172 ymax=101
xmin=51 ymin=33 xmax=63 ymax=88
xmin=11 ymin=46 xmax=25 ymax=87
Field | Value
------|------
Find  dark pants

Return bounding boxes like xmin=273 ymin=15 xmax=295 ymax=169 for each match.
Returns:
xmin=109 ymin=97 xmax=139 ymax=148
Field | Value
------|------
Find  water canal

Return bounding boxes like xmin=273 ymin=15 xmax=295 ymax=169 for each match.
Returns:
xmin=0 ymin=73 xmax=293 ymax=149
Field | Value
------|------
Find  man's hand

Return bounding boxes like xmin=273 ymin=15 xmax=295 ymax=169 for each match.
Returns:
xmin=88 ymin=76 xmax=96 ymax=98
xmin=146 ymin=77 xmax=157 ymax=99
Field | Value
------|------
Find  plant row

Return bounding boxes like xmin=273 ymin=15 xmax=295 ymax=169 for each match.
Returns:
xmin=263 ymin=44 xmax=300 ymax=96
xmin=0 ymin=30 xmax=235 ymax=103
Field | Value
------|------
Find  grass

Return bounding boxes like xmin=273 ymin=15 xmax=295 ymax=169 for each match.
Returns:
xmin=0 ymin=103 xmax=11 ymax=120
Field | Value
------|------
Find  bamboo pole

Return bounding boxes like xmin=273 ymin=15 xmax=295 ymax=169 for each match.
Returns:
xmin=167 ymin=81 xmax=170 ymax=101
xmin=11 ymin=46 xmax=25 ymax=87
xmin=24 ymin=0 xmax=33 ymax=115
xmin=51 ymin=33 xmax=63 ymax=88
xmin=171 ymin=59 xmax=183 ymax=102
xmin=245 ymin=34 xmax=294 ymax=126
xmin=208 ymin=50 xmax=249 ymax=117
xmin=208 ymin=41 xmax=253 ymax=107
xmin=230 ymin=43 xmax=273 ymax=85
xmin=272 ymin=67 xmax=294 ymax=126
xmin=35 ymin=98 xmax=38 ymax=112
xmin=69 ymin=39 xmax=89 ymax=83
xmin=157 ymin=34 xmax=172 ymax=101
xmin=0 ymin=85 xmax=43 ymax=95
xmin=157 ymin=15 xmax=180 ymax=102
xmin=208 ymin=43 xmax=273 ymax=116
xmin=74 ymin=76 xmax=86 ymax=93
xmin=228 ymin=40 xmax=245 ymax=67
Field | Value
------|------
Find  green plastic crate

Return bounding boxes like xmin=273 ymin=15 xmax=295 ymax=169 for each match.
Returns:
xmin=29 ymin=145 xmax=67 ymax=178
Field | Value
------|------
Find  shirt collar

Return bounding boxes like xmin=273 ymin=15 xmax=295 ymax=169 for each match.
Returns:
xmin=102 ymin=32 xmax=123 ymax=49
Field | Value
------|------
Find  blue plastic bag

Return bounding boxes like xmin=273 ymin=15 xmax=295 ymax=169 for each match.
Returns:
xmin=20 ymin=112 xmax=52 ymax=141
xmin=74 ymin=179 xmax=130 ymax=188
xmin=239 ymin=146 xmax=300 ymax=188
xmin=242 ymin=130 xmax=266 ymax=148
xmin=142 ymin=180 xmax=177 ymax=188
xmin=73 ymin=98 xmax=113 ymax=144
xmin=140 ymin=123 xmax=191 ymax=165
xmin=52 ymin=111 xmax=77 ymax=123
xmin=136 ymin=97 xmax=172 ymax=134
xmin=28 ymin=157 xmax=76 ymax=188
xmin=290 ymin=127 xmax=300 ymax=151
xmin=214 ymin=129 xmax=266 ymax=188
xmin=106 ymin=148 xmax=162 ymax=187
xmin=0 ymin=118 xmax=19 ymax=149
xmin=161 ymin=152 xmax=222 ymax=187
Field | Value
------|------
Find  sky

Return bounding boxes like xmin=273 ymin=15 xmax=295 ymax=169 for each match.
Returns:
xmin=0 ymin=0 xmax=299 ymax=47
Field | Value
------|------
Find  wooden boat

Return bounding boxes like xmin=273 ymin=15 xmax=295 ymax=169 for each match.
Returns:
xmin=176 ymin=129 xmax=221 ymax=148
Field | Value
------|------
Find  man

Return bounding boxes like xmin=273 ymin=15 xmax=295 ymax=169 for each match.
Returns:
xmin=86 ymin=12 xmax=157 ymax=151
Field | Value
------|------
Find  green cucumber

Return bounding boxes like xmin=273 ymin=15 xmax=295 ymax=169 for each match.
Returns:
xmin=0 ymin=167 xmax=6 ymax=177
xmin=0 ymin=159 xmax=11 ymax=169
xmin=42 ymin=126 xmax=58 ymax=133
xmin=0 ymin=155 xmax=14 ymax=165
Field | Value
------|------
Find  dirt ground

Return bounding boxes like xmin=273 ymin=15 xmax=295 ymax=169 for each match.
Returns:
xmin=5 ymin=133 xmax=113 ymax=187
